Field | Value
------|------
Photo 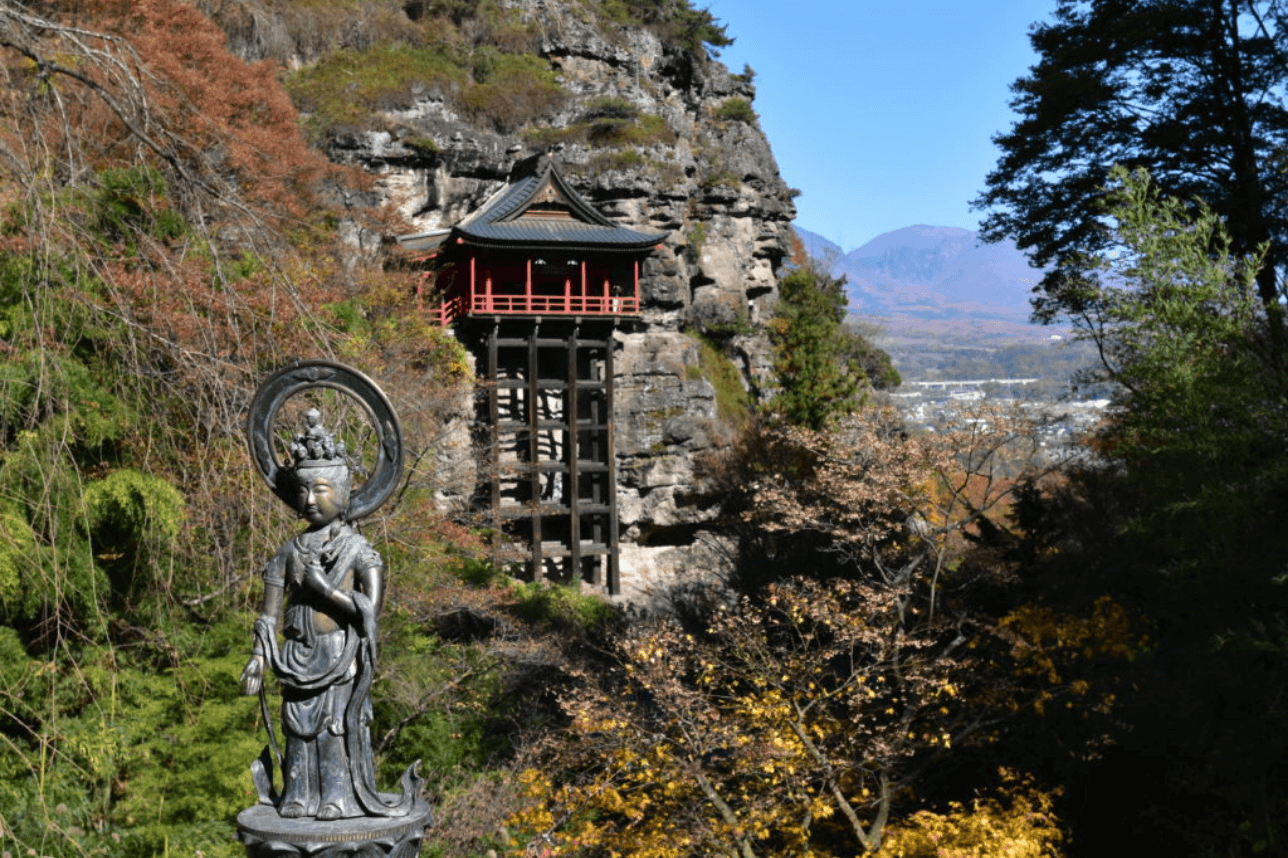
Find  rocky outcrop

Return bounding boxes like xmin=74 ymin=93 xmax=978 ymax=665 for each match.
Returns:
xmin=210 ymin=0 xmax=797 ymax=597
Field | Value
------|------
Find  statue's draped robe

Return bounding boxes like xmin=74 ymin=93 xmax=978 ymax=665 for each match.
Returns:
xmin=254 ymin=523 xmax=418 ymax=819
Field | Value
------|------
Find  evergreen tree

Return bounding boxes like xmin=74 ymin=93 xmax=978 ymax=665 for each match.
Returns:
xmin=767 ymin=265 xmax=896 ymax=429
xmin=975 ymin=0 xmax=1288 ymax=319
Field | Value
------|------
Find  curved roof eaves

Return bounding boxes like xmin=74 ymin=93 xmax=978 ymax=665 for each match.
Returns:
xmin=456 ymin=219 xmax=666 ymax=248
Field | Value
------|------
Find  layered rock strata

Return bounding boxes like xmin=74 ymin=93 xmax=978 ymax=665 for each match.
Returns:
xmin=212 ymin=0 xmax=797 ymax=598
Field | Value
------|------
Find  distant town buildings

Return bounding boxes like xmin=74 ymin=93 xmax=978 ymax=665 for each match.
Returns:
xmin=889 ymin=381 xmax=1112 ymax=461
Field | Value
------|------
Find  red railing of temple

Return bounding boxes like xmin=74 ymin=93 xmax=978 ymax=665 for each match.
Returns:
xmin=430 ymin=293 xmax=639 ymax=324
xmin=473 ymin=294 xmax=639 ymax=315
xmin=435 ymin=294 xmax=467 ymax=326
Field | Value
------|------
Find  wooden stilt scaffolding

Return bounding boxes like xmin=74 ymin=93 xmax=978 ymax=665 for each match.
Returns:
xmin=472 ymin=317 xmax=620 ymax=594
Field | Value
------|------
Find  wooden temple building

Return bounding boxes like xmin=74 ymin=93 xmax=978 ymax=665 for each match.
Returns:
xmin=400 ymin=155 xmax=668 ymax=594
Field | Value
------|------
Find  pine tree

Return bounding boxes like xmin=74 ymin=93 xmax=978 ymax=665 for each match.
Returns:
xmin=768 ymin=266 xmax=870 ymax=429
xmin=975 ymin=0 xmax=1288 ymax=320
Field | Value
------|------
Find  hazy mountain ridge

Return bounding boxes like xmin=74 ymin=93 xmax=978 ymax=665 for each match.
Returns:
xmin=796 ymin=225 xmax=1047 ymax=338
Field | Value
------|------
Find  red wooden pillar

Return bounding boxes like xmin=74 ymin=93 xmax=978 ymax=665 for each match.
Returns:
xmin=526 ymin=256 xmax=533 ymax=313
xmin=580 ymin=261 xmax=587 ymax=313
xmin=470 ymin=254 xmax=477 ymax=310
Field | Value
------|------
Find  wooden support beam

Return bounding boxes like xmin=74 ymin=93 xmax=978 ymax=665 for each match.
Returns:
xmin=487 ymin=321 xmax=501 ymax=573
xmin=588 ymin=388 xmax=604 ymax=588
xmin=567 ymin=324 xmax=581 ymax=581
xmin=605 ymin=326 xmax=619 ymax=595
xmin=527 ymin=322 xmax=543 ymax=581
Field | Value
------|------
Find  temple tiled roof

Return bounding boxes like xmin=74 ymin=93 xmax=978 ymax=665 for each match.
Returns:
xmin=399 ymin=155 xmax=668 ymax=253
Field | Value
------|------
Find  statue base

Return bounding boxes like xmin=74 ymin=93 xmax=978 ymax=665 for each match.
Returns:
xmin=236 ymin=802 xmax=434 ymax=858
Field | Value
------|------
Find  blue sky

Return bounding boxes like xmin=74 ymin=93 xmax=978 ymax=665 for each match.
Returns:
xmin=708 ymin=0 xmax=1056 ymax=252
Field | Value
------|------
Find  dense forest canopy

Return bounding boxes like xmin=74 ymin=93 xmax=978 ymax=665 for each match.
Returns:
xmin=0 ymin=1 xmax=1282 ymax=857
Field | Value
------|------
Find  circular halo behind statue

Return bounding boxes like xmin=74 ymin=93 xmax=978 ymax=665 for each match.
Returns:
xmin=247 ymin=360 xmax=403 ymax=521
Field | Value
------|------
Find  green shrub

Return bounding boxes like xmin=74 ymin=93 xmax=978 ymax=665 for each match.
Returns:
xmin=526 ymin=109 xmax=675 ymax=149
xmin=509 ymin=580 xmax=617 ymax=632
xmin=714 ymin=97 xmax=757 ymax=123
xmin=700 ymin=169 xmax=741 ymax=189
xmin=588 ymin=148 xmax=646 ymax=171
xmin=402 ymin=0 xmax=480 ymax=25
xmin=458 ymin=50 xmax=566 ymax=132
xmin=687 ymin=221 xmax=707 ymax=253
xmin=581 ymin=97 xmax=639 ymax=121
xmin=89 ymin=165 xmax=186 ymax=246
xmin=583 ymin=97 xmax=641 ymax=144
xmin=83 ymin=468 xmax=186 ymax=598
xmin=523 ymin=125 xmax=586 ymax=148
xmin=628 ymin=113 xmax=675 ymax=144
xmin=596 ymin=0 xmax=732 ymax=54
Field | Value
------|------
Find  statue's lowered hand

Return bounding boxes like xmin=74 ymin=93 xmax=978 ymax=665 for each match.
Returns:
xmin=240 ymin=655 xmax=264 ymax=696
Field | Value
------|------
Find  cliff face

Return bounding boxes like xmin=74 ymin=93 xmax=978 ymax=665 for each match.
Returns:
xmin=208 ymin=0 xmax=797 ymax=599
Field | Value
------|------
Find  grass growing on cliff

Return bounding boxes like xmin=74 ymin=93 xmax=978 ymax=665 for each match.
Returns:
xmin=286 ymin=14 xmax=561 ymax=138
xmin=288 ymin=42 xmax=469 ymax=134
xmin=525 ymin=98 xmax=676 ymax=150
xmin=685 ymin=332 xmax=751 ymax=429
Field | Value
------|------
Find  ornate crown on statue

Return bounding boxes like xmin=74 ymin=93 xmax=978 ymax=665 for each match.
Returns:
xmin=287 ymin=408 xmax=348 ymax=471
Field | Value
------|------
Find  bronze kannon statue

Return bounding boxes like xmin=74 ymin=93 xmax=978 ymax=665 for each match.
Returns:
xmin=239 ymin=361 xmax=426 ymax=841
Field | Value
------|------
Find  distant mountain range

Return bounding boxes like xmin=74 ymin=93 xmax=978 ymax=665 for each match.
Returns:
xmin=797 ymin=225 xmax=1051 ymax=340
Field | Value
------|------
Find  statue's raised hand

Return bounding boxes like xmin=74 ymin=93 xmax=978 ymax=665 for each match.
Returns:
xmin=304 ymin=558 xmax=331 ymax=595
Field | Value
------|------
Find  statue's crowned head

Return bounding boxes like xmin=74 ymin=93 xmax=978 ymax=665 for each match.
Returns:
xmin=286 ymin=408 xmax=352 ymax=524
